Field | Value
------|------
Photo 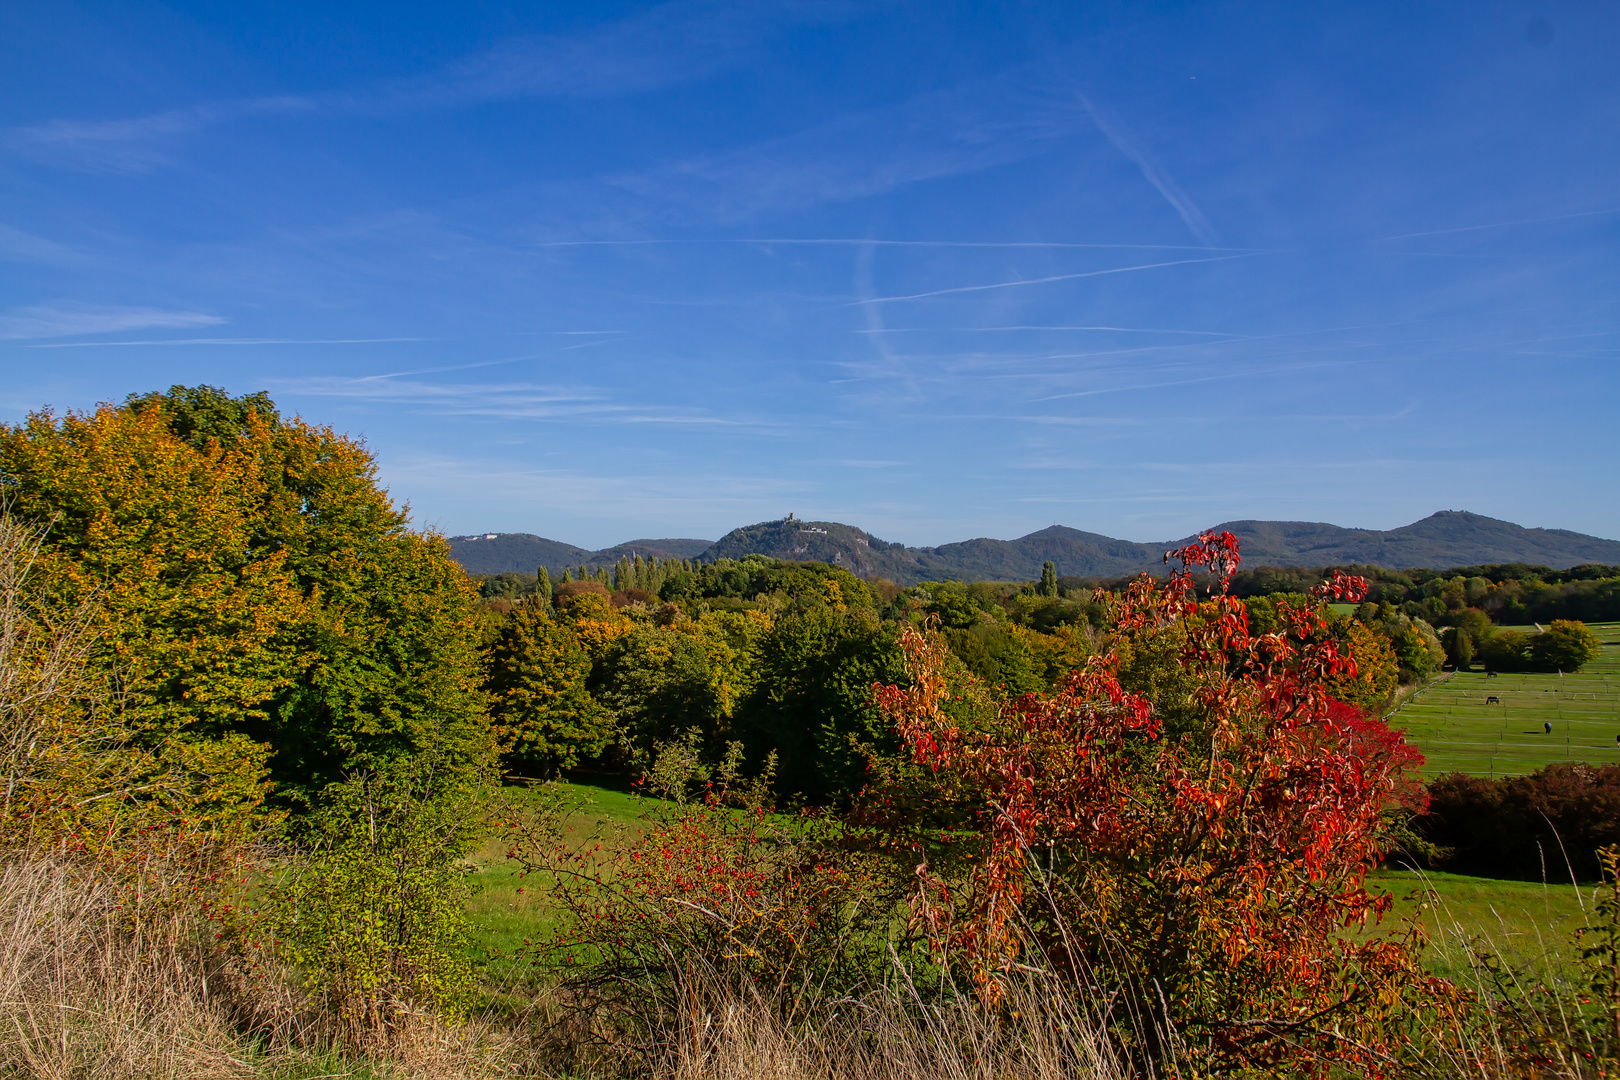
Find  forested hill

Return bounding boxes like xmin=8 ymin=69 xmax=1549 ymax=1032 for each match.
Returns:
xmin=447 ymin=533 xmax=712 ymax=574
xmin=450 ymin=511 xmax=1620 ymax=583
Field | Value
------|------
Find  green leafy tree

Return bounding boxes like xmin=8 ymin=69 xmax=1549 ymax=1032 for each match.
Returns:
xmin=0 ymin=386 xmax=491 ymax=805
xmin=1442 ymin=626 xmax=1474 ymax=670
xmin=1479 ymin=629 xmax=1531 ymax=672
xmin=925 ymin=589 xmax=983 ymax=630
xmin=737 ymin=608 xmax=907 ymax=801
xmin=1040 ymin=560 xmax=1058 ymax=598
xmin=485 ymin=603 xmax=612 ymax=772
xmin=596 ymin=625 xmax=720 ymax=757
xmin=1445 ymin=606 xmax=1495 ymax=643
xmin=535 ymin=565 xmax=553 ymax=613
xmin=1391 ymin=619 xmax=1444 ymax=682
xmin=1529 ymin=619 xmax=1603 ymax=672
xmin=944 ymin=624 xmax=1044 ymax=696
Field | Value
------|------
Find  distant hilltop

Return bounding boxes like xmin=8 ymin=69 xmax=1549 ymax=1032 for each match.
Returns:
xmin=448 ymin=510 xmax=1620 ymax=585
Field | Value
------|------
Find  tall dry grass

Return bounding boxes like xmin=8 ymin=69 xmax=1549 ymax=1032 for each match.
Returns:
xmin=644 ymin=973 xmax=1130 ymax=1080
xmin=0 ymin=858 xmax=259 ymax=1079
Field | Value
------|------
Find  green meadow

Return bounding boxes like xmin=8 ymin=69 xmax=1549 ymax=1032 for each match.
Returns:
xmin=1387 ymin=621 xmax=1620 ymax=777
xmin=1369 ymin=868 xmax=1596 ymax=980
xmin=461 ymin=782 xmax=1605 ymax=985
xmin=460 ymin=626 xmax=1620 ymax=990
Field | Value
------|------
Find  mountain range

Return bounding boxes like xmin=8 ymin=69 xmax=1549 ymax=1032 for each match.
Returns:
xmin=447 ymin=511 xmax=1620 ymax=585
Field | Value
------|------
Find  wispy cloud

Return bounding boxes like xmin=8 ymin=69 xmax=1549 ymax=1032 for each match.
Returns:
xmin=273 ymin=373 xmax=768 ymax=429
xmin=28 ymin=336 xmax=420 ymax=348
xmin=609 ymin=70 xmax=1097 ymax=220
xmin=854 ymin=325 xmax=1237 ymax=336
xmin=853 ymin=252 xmax=1267 ymax=304
xmin=1077 ymin=93 xmax=1219 ymax=246
xmin=6 ymin=2 xmax=839 ymax=171
xmin=0 ymin=303 xmax=224 ymax=340
xmin=386 ymin=450 xmax=813 ymax=537
xmin=0 ymin=224 xmax=86 ymax=266
xmin=1370 ymin=206 xmax=1620 ymax=242
xmin=525 ymin=238 xmax=1235 ymax=249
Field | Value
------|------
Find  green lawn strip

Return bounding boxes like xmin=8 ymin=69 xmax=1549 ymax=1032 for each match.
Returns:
xmin=467 ymin=779 xmax=652 ymax=987
xmin=1366 ymin=868 xmax=1596 ymax=982
xmin=1389 ymin=621 xmax=1620 ymax=776
xmin=466 ymin=779 xmax=816 ymax=987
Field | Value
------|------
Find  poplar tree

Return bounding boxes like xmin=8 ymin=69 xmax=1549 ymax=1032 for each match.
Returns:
xmin=1041 ymin=560 xmax=1059 ymax=598
xmin=535 ymin=565 xmax=553 ymax=613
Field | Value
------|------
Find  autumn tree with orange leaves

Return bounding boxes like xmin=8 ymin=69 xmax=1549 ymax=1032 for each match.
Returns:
xmin=869 ymin=533 xmax=1442 ymax=1075
xmin=0 ymin=386 xmax=491 ymax=808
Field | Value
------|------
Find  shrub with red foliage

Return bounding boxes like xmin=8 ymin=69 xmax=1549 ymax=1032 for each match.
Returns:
xmin=869 ymin=532 xmax=1443 ymax=1075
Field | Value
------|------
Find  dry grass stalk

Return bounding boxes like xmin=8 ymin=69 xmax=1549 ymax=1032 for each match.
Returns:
xmin=648 ymin=973 xmax=1129 ymax=1080
xmin=0 ymin=858 xmax=254 ymax=1080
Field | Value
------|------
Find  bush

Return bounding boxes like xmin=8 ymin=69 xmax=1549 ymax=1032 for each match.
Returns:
xmin=870 ymin=546 xmax=1437 ymax=1075
xmin=1417 ymin=764 xmax=1620 ymax=881
xmin=509 ymin=739 xmax=903 ymax=1061
xmin=1528 ymin=618 xmax=1603 ymax=672
xmin=268 ymin=759 xmax=491 ymax=1046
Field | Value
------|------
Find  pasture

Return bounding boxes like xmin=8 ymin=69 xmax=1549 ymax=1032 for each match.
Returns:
xmin=1387 ymin=621 xmax=1620 ymax=777
xmin=1370 ymin=868 xmax=1593 ymax=980
xmin=462 ymin=783 xmax=1603 ymax=984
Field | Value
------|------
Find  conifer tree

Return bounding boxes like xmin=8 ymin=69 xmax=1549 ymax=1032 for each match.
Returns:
xmin=535 ymin=565 xmax=553 ymax=613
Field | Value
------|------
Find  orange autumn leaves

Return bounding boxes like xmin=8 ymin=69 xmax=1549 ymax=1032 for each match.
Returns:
xmin=0 ymin=394 xmax=490 ymax=800
xmin=3 ymin=405 xmax=308 ymax=735
xmin=870 ymin=533 xmax=1436 ymax=1074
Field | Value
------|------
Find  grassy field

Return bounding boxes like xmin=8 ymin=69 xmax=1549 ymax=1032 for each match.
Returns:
xmin=1369 ymin=867 xmax=1596 ymax=980
xmin=467 ymin=779 xmax=652 ymax=985
xmin=1387 ymin=620 xmax=1620 ymax=777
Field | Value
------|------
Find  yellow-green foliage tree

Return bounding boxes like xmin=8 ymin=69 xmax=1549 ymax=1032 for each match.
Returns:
xmin=1529 ymin=618 xmax=1603 ymax=672
xmin=0 ymin=386 xmax=490 ymax=805
xmin=1330 ymin=619 xmax=1400 ymax=711
xmin=485 ymin=602 xmax=612 ymax=772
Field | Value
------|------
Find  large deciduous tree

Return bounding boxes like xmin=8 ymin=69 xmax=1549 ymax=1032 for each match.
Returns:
xmin=1528 ymin=618 xmax=1602 ymax=672
xmin=485 ymin=603 xmax=611 ymax=773
xmin=0 ymin=386 xmax=491 ymax=805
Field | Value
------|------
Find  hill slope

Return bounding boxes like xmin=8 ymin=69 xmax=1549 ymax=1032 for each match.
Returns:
xmin=447 ymin=533 xmax=714 ymax=575
xmin=448 ymin=512 xmax=1620 ymax=583
xmin=692 ymin=512 xmax=1620 ymax=584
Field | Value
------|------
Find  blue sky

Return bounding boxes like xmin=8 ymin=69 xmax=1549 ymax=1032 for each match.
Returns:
xmin=2 ymin=1 xmax=1617 ymax=548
